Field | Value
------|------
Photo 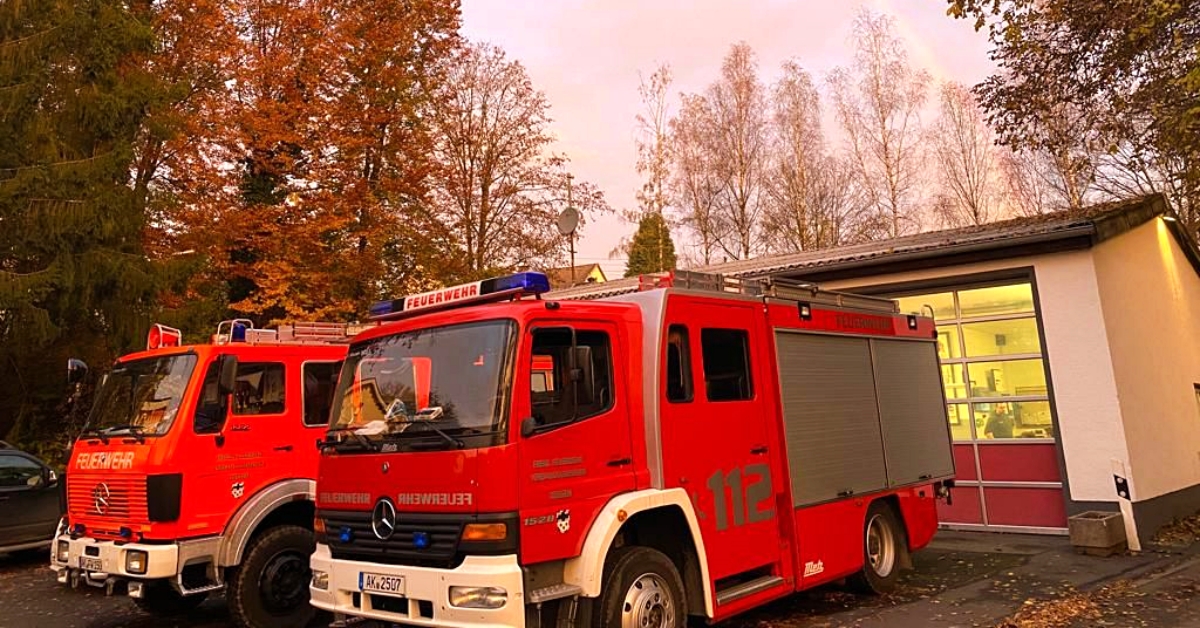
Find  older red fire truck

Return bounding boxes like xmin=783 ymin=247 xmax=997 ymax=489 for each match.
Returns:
xmin=51 ymin=320 xmax=363 ymax=628
xmin=310 ymin=270 xmax=955 ymax=627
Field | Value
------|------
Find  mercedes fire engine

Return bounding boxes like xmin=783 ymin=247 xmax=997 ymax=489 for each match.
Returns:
xmin=310 ymin=270 xmax=955 ymax=627
xmin=51 ymin=320 xmax=365 ymax=628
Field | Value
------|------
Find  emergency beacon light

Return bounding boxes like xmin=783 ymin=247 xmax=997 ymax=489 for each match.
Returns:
xmin=369 ymin=272 xmax=551 ymax=321
xmin=146 ymin=324 xmax=183 ymax=350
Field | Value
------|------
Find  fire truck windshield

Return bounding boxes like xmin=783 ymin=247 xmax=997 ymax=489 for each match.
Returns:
xmin=328 ymin=320 xmax=515 ymax=449
xmin=85 ymin=354 xmax=198 ymax=437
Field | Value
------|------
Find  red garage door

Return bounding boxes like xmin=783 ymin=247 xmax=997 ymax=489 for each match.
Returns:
xmin=895 ymin=282 xmax=1067 ymax=533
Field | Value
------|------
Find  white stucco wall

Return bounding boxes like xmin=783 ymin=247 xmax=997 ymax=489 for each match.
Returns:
xmin=1092 ymin=219 xmax=1200 ymax=502
xmin=820 ymin=250 xmax=1131 ymax=504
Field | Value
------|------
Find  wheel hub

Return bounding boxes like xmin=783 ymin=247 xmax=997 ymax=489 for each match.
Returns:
xmin=866 ymin=513 xmax=897 ymax=578
xmin=259 ymin=549 xmax=309 ymax=614
xmin=621 ymin=573 xmax=675 ymax=628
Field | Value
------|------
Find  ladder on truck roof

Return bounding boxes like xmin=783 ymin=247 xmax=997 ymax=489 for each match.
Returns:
xmin=637 ymin=270 xmax=900 ymax=315
xmin=213 ymin=319 xmax=376 ymax=346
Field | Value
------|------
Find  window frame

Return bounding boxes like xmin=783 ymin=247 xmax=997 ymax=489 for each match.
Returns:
xmin=526 ymin=324 xmax=617 ymax=433
xmin=230 ymin=361 xmax=288 ymax=417
xmin=665 ymin=324 xmax=694 ymax=404
xmin=699 ymin=327 xmax=755 ymax=403
xmin=301 ymin=360 xmax=342 ymax=428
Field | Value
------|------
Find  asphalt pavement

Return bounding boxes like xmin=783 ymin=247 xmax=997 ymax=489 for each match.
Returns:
xmin=3 ymin=531 xmax=1200 ymax=628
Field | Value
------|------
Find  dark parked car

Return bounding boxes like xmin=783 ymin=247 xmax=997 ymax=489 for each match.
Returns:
xmin=0 ymin=441 xmax=62 ymax=557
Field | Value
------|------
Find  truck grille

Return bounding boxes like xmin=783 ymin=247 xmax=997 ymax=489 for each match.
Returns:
xmin=67 ymin=473 xmax=148 ymax=536
xmin=320 ymin=510 xmax=464 ymax=568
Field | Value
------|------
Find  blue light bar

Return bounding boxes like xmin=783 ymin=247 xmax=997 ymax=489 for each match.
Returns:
xmin=369 ymin=271 xmax=552 ymax=321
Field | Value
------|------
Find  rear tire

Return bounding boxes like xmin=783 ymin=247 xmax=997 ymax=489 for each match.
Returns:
xmin=849 ymin=501 xmax=908 ymax=594
xmin=133 ymin=580 xmax=209 ymax=616
xmin=227 ymin=525 xmax=316 ymax=628
xmin=594 ymin=546 xmax=687 ymax=628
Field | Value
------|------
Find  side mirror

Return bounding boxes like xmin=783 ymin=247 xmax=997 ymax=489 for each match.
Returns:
xmin=520 ymin=416 xmax=538 ymax=438
xmin=217 ymin=355 xmax=239 ymax=397
xmin=44 ymin=468 xmax=58 ymax=488
xmin=67 ymin=359 xmax=89 ymax=385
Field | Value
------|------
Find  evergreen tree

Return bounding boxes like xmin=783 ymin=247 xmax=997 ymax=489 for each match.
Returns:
xmin=0 ymin=0 xmax=166 ymax=453
xmin=624 ymin=213 xmax=677 ymax=277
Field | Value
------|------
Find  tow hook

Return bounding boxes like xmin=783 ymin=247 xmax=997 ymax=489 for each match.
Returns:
xmin=330 ymin=613 xmax=371 ymax=627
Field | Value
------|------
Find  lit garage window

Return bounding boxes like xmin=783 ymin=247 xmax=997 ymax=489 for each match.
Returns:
xmin=896 ymin=282 xmax=1052 ymax=441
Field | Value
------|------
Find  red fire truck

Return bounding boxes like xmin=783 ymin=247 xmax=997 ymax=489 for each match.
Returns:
xmin=310 ymin=270 xmax=955 ymax=627
xmin=50 ymin=320 xmax=363 ymax=628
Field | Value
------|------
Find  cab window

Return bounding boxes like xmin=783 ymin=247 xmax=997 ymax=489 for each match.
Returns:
xmin=303 ymin=361 xmax=341 ymax=426
xmin=529 ymin=328 xmax=613 ymax=429
xmin=232 ymin=363 xmax=286 ymax=415
xmin=0 ymin=454 xmax=43 ymax=488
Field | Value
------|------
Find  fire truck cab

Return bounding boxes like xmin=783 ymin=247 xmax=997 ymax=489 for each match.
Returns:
xmin=310 ymin=270 xmax=955 ymax=628
xmin=51 ymin=320 xmax=361 ymax=628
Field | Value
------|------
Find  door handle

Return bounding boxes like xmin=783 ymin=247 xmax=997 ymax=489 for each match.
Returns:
xmin=274 ymin=445 xmax=294 ymax=452
xmin=750 ymin=445 xmax=768 ymax=455
xmin=606 ymin=457 xmax=632 ymax=467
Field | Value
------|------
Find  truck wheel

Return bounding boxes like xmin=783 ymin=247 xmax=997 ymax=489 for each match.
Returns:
xmin=594 ymin=546 xmax=687 ymax=628
xmin=849 ymin=501 xmax=908 ymax=595
xmin=227 ymin=525 xmax=316 ymax=628
xmin=133 ymin=580 xmax=209 ymax=616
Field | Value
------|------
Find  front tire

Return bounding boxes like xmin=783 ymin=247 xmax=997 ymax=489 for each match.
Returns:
xmin=133 ymin=580 xmax=209 ymax=616
xmin=849 ymin=501 xmax=908 ymax=594
xmin=594 ymin=546 xmax=687 ymax=628
xmin=227 ymin=525 xmax=316 ymax=628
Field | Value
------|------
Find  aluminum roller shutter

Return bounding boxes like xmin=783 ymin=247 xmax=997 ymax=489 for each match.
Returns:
xmin=870 ymin=339 xmax=955 ymax=486
xmin=775 ymin=331 xmax=888 ymax=506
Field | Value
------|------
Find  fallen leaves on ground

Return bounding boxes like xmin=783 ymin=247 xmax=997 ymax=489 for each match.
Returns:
xmin=995 ymin=582 xmax=1135 ymax=628
xmin=1152 ymin=513 xmax=1200 ymax=547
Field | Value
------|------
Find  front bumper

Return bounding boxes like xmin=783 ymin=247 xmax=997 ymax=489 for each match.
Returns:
xmin=310 ymin=543 xmax=526 ymax=628
xmin=50 ymin=533 xmax=181 ymax=582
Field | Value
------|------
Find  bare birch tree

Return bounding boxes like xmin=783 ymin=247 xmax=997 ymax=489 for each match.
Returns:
xmin=707 ymin=42 xmax=770 ymax=260
xmin=612 ymin=64 xmax=675 ymax=260
xmin=930 ymin=82 xmax=1002 ymax=227
xmin=828 ymin=9 xmax=930 ymax=239
xmin=669 ymin=93 xmax=723 ymax=265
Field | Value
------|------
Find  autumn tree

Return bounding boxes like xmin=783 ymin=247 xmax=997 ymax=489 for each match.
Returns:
xmin=165 ymin=0 xmax=461 ymax=324
xmin=428 ymin=42 xmax=607 ymax=278
xmin=760 ymin=60 xmax=870 ymax=251
xmin=929 ymin=82 xmax=1003 ymax=227
xmin=946 ymin=0 xmax=1199 ymax=228
xmin=828 ymin=10 xmax=930 ymax=238
xmin=0 ymin=0 xmax=169 ymax=448
xmin=624 ymin=213 xmax=677 ymax=277
xmin=669 ymin=93 xmax=723 ymax=265
xmin=706 ymin=43 xmax=770 ymax=259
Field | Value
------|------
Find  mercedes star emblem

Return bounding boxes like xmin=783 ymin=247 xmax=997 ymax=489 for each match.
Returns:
xmin=92 ymin=483 xmax=111 ymax=515
xmin=371 ymin=498 xmax=397 ymax=541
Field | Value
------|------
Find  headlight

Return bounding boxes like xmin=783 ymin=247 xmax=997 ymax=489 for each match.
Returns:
xmin=448 ymin=586 xmax=507 ymax=609
xmin=125 ymin=549 xmax=148 ymax=574
xmin=56 ymin=540 xmax=69 ymax=563
xmin=311 ymin=570 xmax=329 ymax=590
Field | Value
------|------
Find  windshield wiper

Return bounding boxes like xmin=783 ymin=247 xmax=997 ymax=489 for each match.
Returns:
xmin=323 ymin=427 xmax=380 ymax=453
xmin=78 ymin=427 xmax=109 ymax=445
xmin=102 ymin=424 xmax=147 ymax=444
xmin=397 ymin=421 xmax=464 ymax=450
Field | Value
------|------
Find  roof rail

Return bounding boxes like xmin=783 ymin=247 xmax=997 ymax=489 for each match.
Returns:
xmin=637 ymin=270 xmax=899 ymax=314
xmin=213 ymin=320 xmax=376 ymax=346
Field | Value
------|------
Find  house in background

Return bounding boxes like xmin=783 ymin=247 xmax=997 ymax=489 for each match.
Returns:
xmin=543 ymin=263 xmax=607 ymax=290
xmin=551 ymin=194 xmax=1200 ymax=546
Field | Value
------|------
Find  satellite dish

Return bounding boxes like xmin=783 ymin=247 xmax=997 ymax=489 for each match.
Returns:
xmin=557 ymin=207 xmax=579 ymax=236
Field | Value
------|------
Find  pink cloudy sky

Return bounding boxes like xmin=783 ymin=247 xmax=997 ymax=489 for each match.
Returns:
xmin=460 ymin=0 xmax=996 ymax=278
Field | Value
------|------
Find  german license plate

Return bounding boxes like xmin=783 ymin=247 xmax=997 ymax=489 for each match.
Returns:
xmin=359 ymin=572 xmax=405 ymax=596
xmin=79 ymin=556 xmax=103 ymax=572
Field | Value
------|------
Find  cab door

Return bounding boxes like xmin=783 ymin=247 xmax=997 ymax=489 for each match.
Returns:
xmin=659 ymin=296 xmax=788 ymax=586
xmin=188 ymin=354 xmax=289 ymax=530
xmin=516 ymin=321 xmax=638 ymax=564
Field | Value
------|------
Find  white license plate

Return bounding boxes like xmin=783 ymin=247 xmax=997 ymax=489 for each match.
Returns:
xmin=359 ymin=572 xmax=405 ymax=596
xmin=79 ymin=556 xmax=103 ymax=572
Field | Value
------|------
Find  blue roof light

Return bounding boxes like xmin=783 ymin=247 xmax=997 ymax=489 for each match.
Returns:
xmin=369 ymin=271 xmax=552 ymax=321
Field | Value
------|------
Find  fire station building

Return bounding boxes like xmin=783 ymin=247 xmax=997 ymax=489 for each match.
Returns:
xmin=557 ymin=194 xmax=1200 ymax=544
